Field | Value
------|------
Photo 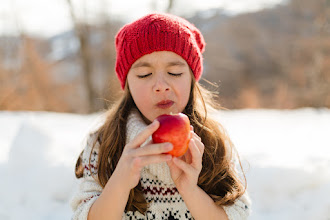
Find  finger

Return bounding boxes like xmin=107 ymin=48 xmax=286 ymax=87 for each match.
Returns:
xmin=172 ymin=157 xmax=194 ymax=174
xmin=139 ymin=154 xmax=172 ymax=166
xmin=191 ymin=131 xmax=201 ymax=141
xmin=189 ymin=139 xmax=203 ymax=167
xmin=191 ymin=131 xmax=204 ymax=153
xmin=166 ymin=160 xmax=182 ymax=181
xmin=128 ymin=120 xmax=160 ymax=149
xmin=190 ymin=125 xmax=194 ymax=131
xmin=196 ymin=139 xmax=205 ymax=155
xmin=167 ymin=159 xmax=179 ymax=173
xmin=133 ymin=142 xmax=173 ymax=157
xmin=166 ymin=158 xmax=174 ymax=168
xmin=181 ymin=146 xmax=192 ymax=164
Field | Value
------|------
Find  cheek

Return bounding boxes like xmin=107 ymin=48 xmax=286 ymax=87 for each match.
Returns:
xmin=177 ymin=82 xmax=191 ymax=108
xmin=127 ymin=77 xmax=146 ymax=103
xmin=130 ymin=85 xmax=148 ymax=104
xmin=183 ymin=86 xmax=191 ymax=103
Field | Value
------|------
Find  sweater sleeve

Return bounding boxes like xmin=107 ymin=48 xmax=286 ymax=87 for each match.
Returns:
xmin=70 ymin=133 xmax=103 ymax=220
xmin=222 ymin=191 xmax=251 ymax=220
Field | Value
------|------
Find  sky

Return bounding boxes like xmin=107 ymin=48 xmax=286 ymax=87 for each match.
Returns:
xmin=0 ymin=0 xmax=284 ymax=38
xmin=0 ymin=108 xmax=329 ymax=219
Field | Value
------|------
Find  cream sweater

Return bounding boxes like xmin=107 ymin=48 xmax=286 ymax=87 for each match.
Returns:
xmin=70 ymin=109 xmax=251 ymax=219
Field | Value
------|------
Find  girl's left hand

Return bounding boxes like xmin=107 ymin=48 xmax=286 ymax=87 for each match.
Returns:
xmin=166 ymin=126 xmax=205 ymax=194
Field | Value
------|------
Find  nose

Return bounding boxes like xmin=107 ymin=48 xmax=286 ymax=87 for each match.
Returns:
xmin=153 ymin=74 xmax=170 ymax=93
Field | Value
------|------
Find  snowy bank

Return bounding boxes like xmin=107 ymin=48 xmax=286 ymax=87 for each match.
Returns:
xmin=0 ymin=108 xmax=329 ymax=220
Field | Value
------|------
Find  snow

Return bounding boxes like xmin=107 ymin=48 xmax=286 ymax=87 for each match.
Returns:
xmin=1 ymin=108 xmax=330 ymax=219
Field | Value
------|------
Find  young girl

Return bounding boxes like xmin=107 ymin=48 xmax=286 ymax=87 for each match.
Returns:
xmin=71 ymin=13 xmax=251 ymax=220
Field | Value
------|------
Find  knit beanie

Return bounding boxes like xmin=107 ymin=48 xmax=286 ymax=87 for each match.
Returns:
xmin=115 ymin=13 xmax=206 ymax=89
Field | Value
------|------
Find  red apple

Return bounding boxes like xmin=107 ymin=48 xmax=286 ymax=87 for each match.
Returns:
xmin=152 ymin=113 xmax=191 ymax=157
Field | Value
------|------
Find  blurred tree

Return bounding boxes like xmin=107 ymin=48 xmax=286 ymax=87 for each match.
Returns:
xmin=195 ymin=0 xmax=330 ymax=109
xmin=167 ymin=0 xmax=175 ymax=13
xmin=67 ymin=0 xmax=97 ymax=113
xmin=150 ymin=0 xmax=175 ymax=13
xmin=0 ymin=36 xmax=73 ymax=111
xmin=65 ymin=0 xmax=122 ymax=113
xmin=1 ymin=0 xmax=329 ymax=112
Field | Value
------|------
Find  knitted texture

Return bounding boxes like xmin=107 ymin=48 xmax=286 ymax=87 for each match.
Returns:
xmin=70 ymin=108 xmax=251 ymax=219
xmin=70 ymin=135 xmax=102 ymax=220
xmin=115 ymin=13 xmax=205 ymax=89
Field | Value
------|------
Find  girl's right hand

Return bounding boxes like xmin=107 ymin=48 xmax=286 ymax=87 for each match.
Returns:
xmin=111 ymin=120 xmax=173 ymax=190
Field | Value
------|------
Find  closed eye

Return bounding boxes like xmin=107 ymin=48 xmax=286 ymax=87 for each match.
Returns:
xmin=168 ymin=72 xmax=182 ymax=77
xmin=137 ymin=73 xmax=152 ymax=78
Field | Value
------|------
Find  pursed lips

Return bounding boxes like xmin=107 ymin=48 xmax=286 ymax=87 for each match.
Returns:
xmin=156 ymin=100 xmax=174 ymax=109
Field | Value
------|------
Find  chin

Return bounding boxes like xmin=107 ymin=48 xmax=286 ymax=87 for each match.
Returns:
xmin=159 ymin=109 xmax=178 ymax=115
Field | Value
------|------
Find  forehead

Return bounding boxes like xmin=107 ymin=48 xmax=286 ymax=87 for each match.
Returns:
xmin=131 ymin=51 xmax=188 ymax=69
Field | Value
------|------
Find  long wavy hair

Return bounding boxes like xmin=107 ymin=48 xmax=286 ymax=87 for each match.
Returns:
xmin=75 ymin=76 xmax=246 ymax=214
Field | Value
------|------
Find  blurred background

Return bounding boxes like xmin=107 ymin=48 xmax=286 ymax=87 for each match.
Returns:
xmin=1 ymin=1 xmax=330 ymax=219
xmin=1 ymin=0 xmax=329 ymax=114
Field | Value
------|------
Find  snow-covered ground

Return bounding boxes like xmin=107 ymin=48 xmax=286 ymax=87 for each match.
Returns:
xmin=0 ymin=108 xmax=330 ymax=220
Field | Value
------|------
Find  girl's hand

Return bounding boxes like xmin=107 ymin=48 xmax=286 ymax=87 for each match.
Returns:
xmin=166 ymin=126 xmax=205 ymax=194
xmin=112 ymin=120 xmax=173 ymax=191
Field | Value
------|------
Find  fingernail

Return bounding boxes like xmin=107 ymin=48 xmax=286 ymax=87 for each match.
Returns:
xmin=166 ymin=143 xmax=173 ymax=150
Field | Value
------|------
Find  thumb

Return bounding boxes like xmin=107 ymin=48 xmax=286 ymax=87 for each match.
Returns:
xmin=166 ymin=159 xmax=181 ymax=184
xmin=166 ymin=159 xmax=177 ymax=173
xmin=166 ymin=159 xmax=174 ymax=169
xmin=166 ymin=159 xmax=180 ymax=173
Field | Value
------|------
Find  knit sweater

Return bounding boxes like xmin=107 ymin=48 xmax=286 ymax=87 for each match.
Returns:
xmin=70 ymin=108 xmax=251 ymax=220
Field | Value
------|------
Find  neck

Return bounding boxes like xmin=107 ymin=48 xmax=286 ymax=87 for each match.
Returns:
xmin=137 ymin=109 xmax=152 ymax=125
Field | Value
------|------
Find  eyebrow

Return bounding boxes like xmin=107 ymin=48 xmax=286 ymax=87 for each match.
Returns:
xmin=131 ymin=61 xmax=187 ymax=69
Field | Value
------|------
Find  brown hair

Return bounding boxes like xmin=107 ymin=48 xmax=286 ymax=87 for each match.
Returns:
xmin=75 ymin=77 xmax=246 ymax=213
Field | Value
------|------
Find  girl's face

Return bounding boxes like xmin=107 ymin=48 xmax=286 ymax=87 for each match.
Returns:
xmin=127 ymin=51 xmax=192 ymax=123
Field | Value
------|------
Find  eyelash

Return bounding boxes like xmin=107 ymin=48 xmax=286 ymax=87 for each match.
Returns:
xmin=169 ymin=72 xmax=182 ymax=77
xmin=138 ymin=73 xmax=151 ymax=78
xmin=138 ymin=72 xmax=182 ymax=78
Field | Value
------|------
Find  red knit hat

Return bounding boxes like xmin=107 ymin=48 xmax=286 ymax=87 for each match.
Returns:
xmin=115 ymin=13 xmax=206 ymax=89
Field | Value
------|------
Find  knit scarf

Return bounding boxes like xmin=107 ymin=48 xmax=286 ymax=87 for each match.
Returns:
xmin=126 ymin=108 xmax=176 ymax=186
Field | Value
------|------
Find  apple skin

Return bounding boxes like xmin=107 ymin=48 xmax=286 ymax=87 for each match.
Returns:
xmin=152 ymin=113 xmax=191 ymax=157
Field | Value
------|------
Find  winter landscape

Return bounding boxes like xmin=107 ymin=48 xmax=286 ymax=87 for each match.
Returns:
xmin=1 ymin=0 xmax=330 ymax=219
xmin=1 ymin=108 xmax=330 ymax=220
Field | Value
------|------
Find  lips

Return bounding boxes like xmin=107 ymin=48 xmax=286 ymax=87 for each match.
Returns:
xmin=156 ymin=100 xmax=174 ymax=109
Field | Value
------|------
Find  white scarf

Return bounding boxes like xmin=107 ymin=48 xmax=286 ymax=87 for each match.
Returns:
xmin=126 ymin=108 xmax=175 ymax=186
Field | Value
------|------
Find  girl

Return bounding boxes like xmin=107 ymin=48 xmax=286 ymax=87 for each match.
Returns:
xmin=71 ymin=13 xmax=251 ymax=220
